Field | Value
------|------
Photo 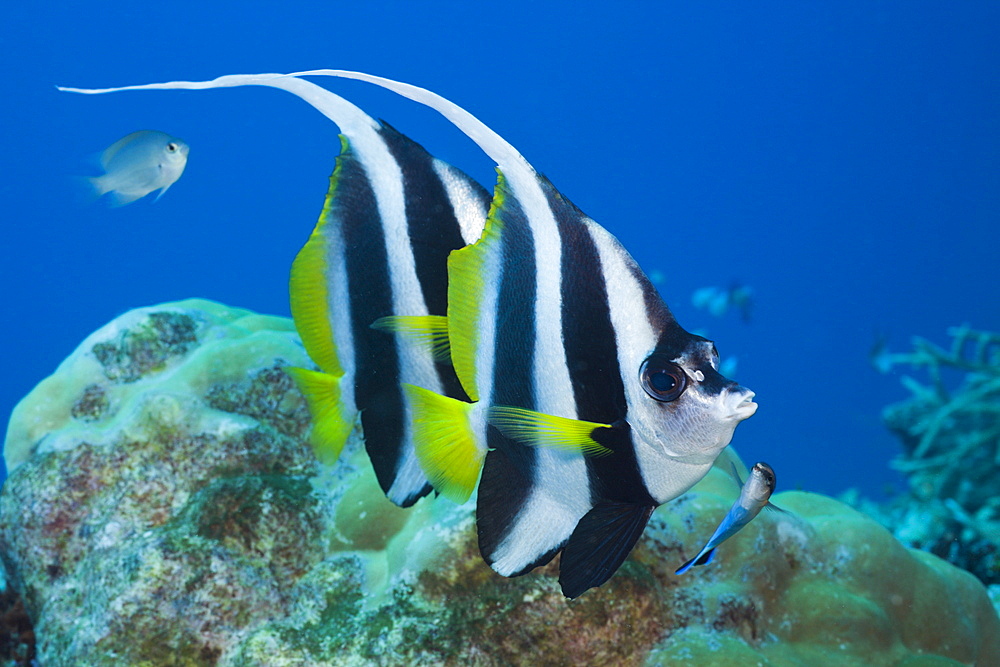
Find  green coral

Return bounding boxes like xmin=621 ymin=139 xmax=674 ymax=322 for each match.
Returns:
xmin=2 ymin=302 xmax=998 ymax=666
xmin=92 ymin=311 xmax=199 ymax=383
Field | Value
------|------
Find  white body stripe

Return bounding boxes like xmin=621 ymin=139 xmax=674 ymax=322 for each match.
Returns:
xmin=433 ymin=160 xmax=488 ymax=246
xmin=348 ymin=123 xmax=445 ymax=505
xmin=324 ymin=221 xmax=357 ymax=416
xmin=586 ymin=220 xmax=712 ymax=503
xmin=490 ymin=175 xmax=590 ymax=576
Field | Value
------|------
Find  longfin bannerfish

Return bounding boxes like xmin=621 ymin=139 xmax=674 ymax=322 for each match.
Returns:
xmin=288 ymin=122 xmax=491 ymax=507
xmin=281 ymin=70 xmax=760 ymax=597
xmin=281 ymin=84 xmax=491 ymax=507
xmin=59 ymin=75 xmax=490 ymax=507
xmin=675 ymin=461 xmax=781 ymax=574
xmin=58 ymin=71 xmax=759 ymax=597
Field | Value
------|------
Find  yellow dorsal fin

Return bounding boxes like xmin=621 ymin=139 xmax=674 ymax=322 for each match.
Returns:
xmin=404 ymin=383 xmax=484 ymax=504
xmin=289 ymin=135 xmax=350 ymax=377
xmin=371 ymin=315 xmax=451 ymax=362
xmin=487 ymin=406 xmax=613 ymax=457
xmin=445 ymin=170 xmax=509 ymax=402
xmin=284 ymin=367 xmax=354 ymax=464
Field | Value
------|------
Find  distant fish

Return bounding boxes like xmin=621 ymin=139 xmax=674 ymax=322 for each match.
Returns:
xmin=675 ymin=461 xmax=781 ymax=574
xmin=869 ymin=333 xmax=895 ymax=374
xmin=87 ymin=130 xmax=189 ymax=206
xmin=692 ymin=283 xmax=754 ymax=323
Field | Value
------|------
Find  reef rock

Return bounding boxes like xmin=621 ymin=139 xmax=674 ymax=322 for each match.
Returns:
xmin=2 ymin=300 xmax=998 ymax=666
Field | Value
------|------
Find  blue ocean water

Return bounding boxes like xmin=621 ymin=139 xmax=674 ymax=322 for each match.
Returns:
xmin=1 ymin=2 xmax=996 ymax=499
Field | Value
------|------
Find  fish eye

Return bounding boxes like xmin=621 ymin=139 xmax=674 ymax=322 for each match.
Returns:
xmin=167 ymin=142 xmax=178 ymax=152
xmin=639 ymin=355 xmax=688 ymax=402
xmin=756 ymin=463 xmax=775 ymax=485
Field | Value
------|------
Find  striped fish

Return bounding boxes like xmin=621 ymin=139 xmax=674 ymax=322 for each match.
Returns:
xmin=58 ymin=75 xmax=490 ymax=507
xmin=58 ymin=71 xmax=759 ymax=597
xmin=286 ymin=118 xmax=491 ymax=507
xmin=280 ymin=70 xmax=759 ymax=597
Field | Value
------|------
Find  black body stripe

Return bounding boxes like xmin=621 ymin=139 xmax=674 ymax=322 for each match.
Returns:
xmin=545 ymin=179 xmax=626 ymax=425
xmin=590 ymin=424 xmax=657 ymax=505
xmin=378 ymin=122 xmax=485 ymax=404
xmin=379 ymin=121 xmax=490 ymax=401
xmin=476 ymin=189 xmax=538 ymax=563
xmin=543 ymin=179 xmax=656 ymax=506
xmin=335 ymin=149 xmax=411 ymax=499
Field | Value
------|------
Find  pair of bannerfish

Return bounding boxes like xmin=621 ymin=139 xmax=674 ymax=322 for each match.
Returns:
xmin=61 ymin=71 xmax=777 ymax=598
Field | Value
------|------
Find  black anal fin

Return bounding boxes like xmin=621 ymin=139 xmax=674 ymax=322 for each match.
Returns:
xmin=558 ymin=502 xmax=655 ymax=599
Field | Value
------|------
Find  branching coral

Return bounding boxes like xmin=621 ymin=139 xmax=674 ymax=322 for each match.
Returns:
xmin=868 ymin=325 xmax=1000 ymax=589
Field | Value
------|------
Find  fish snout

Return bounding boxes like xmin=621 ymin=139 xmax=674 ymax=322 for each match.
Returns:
xmin=725 ymin=383 xmax=757 ymax=421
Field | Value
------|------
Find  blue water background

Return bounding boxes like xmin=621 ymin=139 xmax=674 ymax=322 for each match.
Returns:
xmin=1 ymin=2 xmax=997 ymax=498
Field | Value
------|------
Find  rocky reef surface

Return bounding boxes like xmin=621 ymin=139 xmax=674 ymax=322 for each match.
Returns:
xmin=2 ymin=300 xmax=998 ymax=666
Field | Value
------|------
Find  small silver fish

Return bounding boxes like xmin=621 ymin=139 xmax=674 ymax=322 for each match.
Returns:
xmin=87 ymin=130 xmax=189 ymax=206
xmin=675 ymin=461 xmax=781 ymax=574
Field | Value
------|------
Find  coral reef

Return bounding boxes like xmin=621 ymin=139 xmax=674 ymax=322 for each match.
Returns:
xmin=856 ymin=326 xmax=1000 ymax=608
xmin=0 ymin=570 xmax=33 ymax=667
xmin=1 ymin=302 xmax=998 ymax=665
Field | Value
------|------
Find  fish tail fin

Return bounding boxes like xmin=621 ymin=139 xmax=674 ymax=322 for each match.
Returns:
xmin=674 ymin=556 xmax=697 ymax=575
xmin=87 ymin=174 xmax=109 ymax=197
xmin=403 ymin=383 xmax=484 ymax=504
xmin=70 ymin=175 xmax=102 ymax=206
xmin=674 ymin=547 xmax=716 ymax=575
xmin=284 ymin=366 xmax=354 ymax=464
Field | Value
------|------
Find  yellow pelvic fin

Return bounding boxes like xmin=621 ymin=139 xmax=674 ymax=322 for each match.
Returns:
xmin=288 ymin=136 xmax=350 ymax=376
xmin=403 ymin=383 xmax=484 ymax=504
xmin=445 ymin=170 xmax=510 ymax=402
xmin=487 ymin=406 xmax=613 ymax=457
xmin=371 ymin=315 xmax=452 ymax=362
xmin=284 ymin=366 xmax=354 ymax=464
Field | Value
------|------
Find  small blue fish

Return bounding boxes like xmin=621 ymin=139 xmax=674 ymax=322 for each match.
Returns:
xmin=869 ymin=332 xmax=895 ymax=374
xmin=692 ymin=283 xmax=754 ymax=323
xmin=675 ymin=461 xmax=780 ymax=574
xmin=87 ymin=130 xmax=189 ymax=206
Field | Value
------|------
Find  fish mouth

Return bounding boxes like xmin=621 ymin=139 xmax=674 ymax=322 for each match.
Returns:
xmin=726 ymin=389 xmax=758 ymax=420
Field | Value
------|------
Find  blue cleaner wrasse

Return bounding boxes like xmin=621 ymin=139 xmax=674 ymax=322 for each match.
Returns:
xmin=675 ymin=461 xmax=782 ymax=574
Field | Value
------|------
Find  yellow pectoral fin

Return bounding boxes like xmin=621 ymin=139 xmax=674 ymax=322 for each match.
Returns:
xmin=371 ymin=315 xmax=452 ymax=363
xmin=284 ymin=367 xmax=354 ymax=464
xmin=403 ymin=383 xmax=485 ymax=504
xmin=487 ymin=406 xmax=613 ymax=457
